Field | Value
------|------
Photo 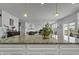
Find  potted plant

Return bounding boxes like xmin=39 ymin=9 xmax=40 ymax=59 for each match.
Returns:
xmin=42 ymin=23 xmax=53 ymax=39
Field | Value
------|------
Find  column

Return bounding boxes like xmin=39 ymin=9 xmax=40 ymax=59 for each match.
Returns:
xmin=57 ymin=22 xmax=64 ymax=43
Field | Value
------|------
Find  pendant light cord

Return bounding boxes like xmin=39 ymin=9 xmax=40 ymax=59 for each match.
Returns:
xmin=56 ymin=3 xmax=58 ymax=14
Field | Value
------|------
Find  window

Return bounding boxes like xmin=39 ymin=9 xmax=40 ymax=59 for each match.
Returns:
xmin=10 ymin=18 xmax=14 ymax=26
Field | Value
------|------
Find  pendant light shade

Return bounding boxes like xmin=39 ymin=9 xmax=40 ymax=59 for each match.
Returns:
xmin=55 ymin=13 xmax=59 ymax=16
xmin=24 ymin=13 xmax=27 ymax=17
xmin=55 ymin=3 xmax=59 ymax=17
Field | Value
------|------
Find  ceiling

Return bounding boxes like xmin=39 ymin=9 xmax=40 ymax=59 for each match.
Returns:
xmin=0 ymin=3 xmax=79 ymax=28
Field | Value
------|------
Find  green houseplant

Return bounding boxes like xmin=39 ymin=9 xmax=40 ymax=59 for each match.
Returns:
xmin=42 ymin=23 xmax=53 ymax=39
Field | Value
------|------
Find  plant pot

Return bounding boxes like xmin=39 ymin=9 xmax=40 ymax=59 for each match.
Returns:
xmin=43 ymin=35 xmax=49 ymax=39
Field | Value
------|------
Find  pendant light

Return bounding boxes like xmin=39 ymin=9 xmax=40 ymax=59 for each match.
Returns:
xmin=55 ymin=3 xmax=59 ymax=17
xmin=24 ymin=13 xmax=27 ymax=17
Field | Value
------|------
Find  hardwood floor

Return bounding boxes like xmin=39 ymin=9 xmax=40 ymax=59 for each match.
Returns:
xmin=0 ymin=35 xmax=58 ymax=43
xmin=0 ymin=34 xmax=79 ymax=43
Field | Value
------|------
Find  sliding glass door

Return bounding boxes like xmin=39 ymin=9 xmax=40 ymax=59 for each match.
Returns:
xmin=69 ymin=23 xmax=75 ymax=42
xmin=63 ymin=22 xmax=76 ymax=42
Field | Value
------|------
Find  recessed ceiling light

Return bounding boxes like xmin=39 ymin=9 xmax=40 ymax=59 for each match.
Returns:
xmin=24 ymin=13 xmax=27 ymax=17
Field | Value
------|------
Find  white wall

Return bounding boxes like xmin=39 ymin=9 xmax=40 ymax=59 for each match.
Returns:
xmin=0 ymin=10 xmax=19 ymax=38
xmin=25 ymin=22 xmax=30 ymax=34
xmin=2 ymin=10 xmax=19 ymax=31
xmin=77 ymin=13 xmax=79 ymax=29
xmin=20 ymin=21 xmax=25 ymax=35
